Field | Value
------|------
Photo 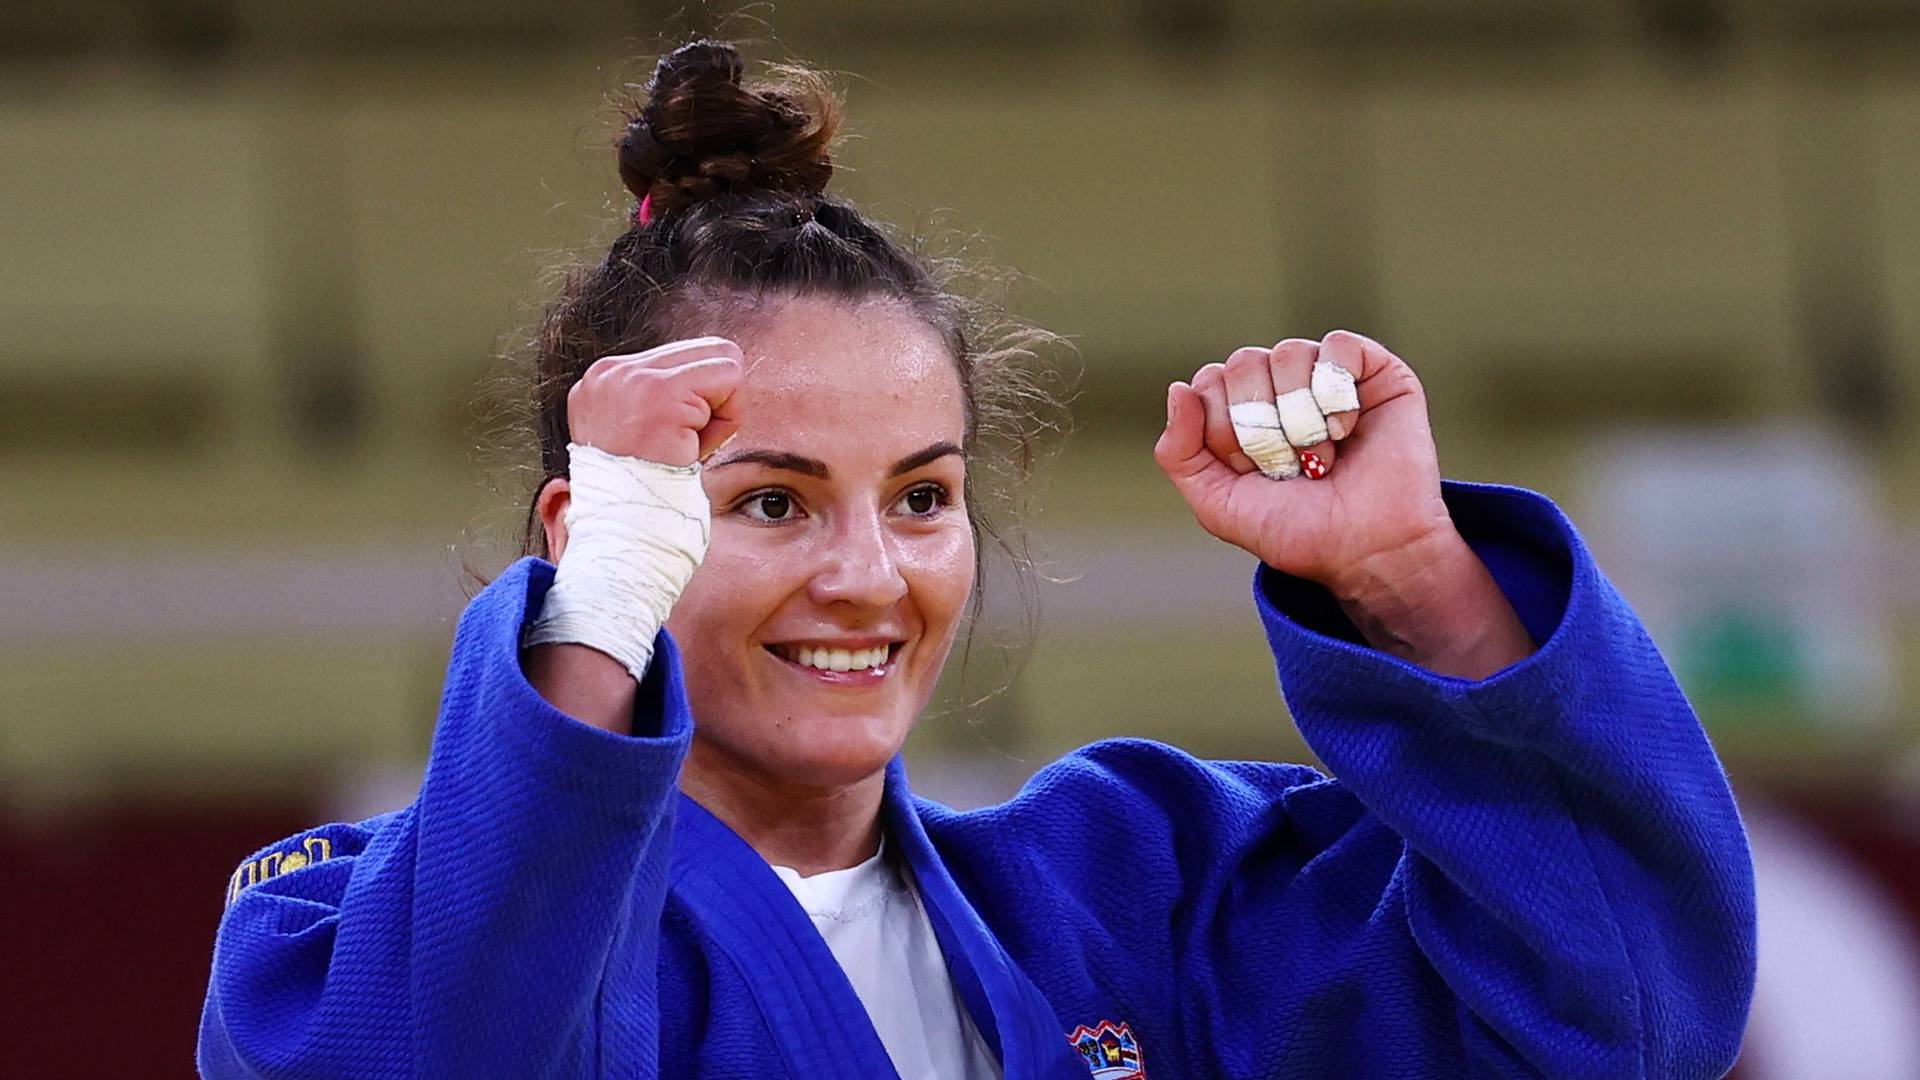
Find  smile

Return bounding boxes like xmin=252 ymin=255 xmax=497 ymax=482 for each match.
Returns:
xmin=764 ymin=641 xmax=904 ymax=684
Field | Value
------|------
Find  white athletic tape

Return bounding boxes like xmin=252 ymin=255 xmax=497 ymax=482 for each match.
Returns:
xmin=522 ymin=442 xmax=711 ymax=683
xmin=1276 ymin=387 xmax=1329 ymax=448
xmin=1310 ymin=358 xmax=1360 ymax=417
xmin=1228 ymin=400 xmax=1302 ymax=480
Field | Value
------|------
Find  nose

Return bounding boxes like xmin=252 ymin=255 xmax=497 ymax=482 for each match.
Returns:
xmin=807 ymin=506 xmax=909 ymax=610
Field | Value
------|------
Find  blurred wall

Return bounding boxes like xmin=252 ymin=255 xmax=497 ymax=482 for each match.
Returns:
xmin=4 ymin=1 xmax=1919 ymax=1075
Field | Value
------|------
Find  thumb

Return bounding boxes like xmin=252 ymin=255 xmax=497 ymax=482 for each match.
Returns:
xmin=696 ymin=419 xmax=739 ymax=462
xmin=1153 ymin=382 xmax=1237 ymax=501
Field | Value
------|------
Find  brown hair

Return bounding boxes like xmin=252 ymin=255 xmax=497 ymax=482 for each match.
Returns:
xmin=514 ymin=39 xmax=1071 ymax=705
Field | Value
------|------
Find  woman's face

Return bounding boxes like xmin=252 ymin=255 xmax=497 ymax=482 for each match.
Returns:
xmin=664 ymin=294 xmax=974 ymax=790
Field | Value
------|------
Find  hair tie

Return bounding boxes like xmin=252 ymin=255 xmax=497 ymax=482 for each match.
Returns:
xmin=633 ymin=194 xmax=654 ymax=227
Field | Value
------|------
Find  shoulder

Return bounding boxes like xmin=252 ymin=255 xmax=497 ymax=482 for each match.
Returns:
xmin=920 ymin=738 xmax=1336 ymax=848
xmin=912 ymin=741 xmax=1365 ymax=953
xmin=1023 ymin=737 xmax=1326 ymax=809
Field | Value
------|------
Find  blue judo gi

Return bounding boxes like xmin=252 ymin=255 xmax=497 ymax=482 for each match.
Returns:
xmin=198 ymin=480 xmax=1756 ymax=1078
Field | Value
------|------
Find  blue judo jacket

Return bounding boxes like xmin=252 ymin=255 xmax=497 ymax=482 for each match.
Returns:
xmin=198 ymin=481 xmax=1756 ymax=1078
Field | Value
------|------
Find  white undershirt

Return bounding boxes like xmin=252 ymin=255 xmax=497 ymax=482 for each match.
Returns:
xmin=771 ymin=839 xmax=1003 ymax=1080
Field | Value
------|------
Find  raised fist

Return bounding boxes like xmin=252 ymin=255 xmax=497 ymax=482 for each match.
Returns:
xmin=567 ymin=336 xmax=745 ymax=466
xmin=1153 ymin=330 xmax=1456 ymax=594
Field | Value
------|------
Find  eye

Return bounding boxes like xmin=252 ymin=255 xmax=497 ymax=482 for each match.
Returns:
xmin=896 ymin=482 xmax=951 ymax=518
xmin=736 ymin=489 xmax=802 ymax=524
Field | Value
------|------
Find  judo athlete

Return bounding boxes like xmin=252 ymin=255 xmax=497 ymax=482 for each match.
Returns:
xmin=199 ymin=40 xmax=1756 ymax=1080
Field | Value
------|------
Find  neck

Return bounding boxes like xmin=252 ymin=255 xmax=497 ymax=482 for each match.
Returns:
xmin=679 ymin=737 xmax=888 ymax=877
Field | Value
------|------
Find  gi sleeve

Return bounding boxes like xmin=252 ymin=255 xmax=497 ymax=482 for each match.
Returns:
xmin=984 ymin=479 xmax=1754 ymax=1080
xmin=197 ymin=557 xmax=693 ymax=1079
xmin=1248 ymin=478 xmax=1754 ymax=1077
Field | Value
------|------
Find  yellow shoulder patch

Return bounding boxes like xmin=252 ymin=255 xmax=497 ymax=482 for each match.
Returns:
xmin=226 ymin=834 xmax=334 ymax=907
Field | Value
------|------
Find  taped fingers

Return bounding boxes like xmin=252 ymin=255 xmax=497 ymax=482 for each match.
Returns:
xmin=1188 ymin=333 xmax=1381 ymax=483
xmin=1223 ymin=346 xmax=1300 ymax=480
xmin=1193 ymin=363 xmax=1259 ymax=474
xmin=1269 ymin=339 xmax=1336 ymax=479
xmin=1230 ymin=401 xmax=1299 ymax=480
xmin=1313 ymin=331 xmax=1367 ymax=441
xmin=1276 ymin=387 xmax=1328 ymax=445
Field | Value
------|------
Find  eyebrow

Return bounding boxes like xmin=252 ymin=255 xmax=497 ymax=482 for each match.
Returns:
xmin=887 ymin=441 xmax=964 ymax=477
xmin=709 ymin=441 xmax=962 ymax=480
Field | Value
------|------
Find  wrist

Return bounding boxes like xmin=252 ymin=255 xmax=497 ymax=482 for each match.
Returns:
xmin=1329 ymin=528 xmax=1536 ymax=679
xmin=522 ymin=444 xmax=710 ymax=683
xmin=1328 ymin=526 xmax=1466 ymax=614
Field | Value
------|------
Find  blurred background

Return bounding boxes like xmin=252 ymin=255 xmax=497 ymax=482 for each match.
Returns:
xmin=4 ymin=0 xmax=1919 ymax=1075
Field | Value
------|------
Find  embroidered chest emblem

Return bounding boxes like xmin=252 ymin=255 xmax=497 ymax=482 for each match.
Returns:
xmin=1066 ymin=1019 xmax=1145 ymax=1079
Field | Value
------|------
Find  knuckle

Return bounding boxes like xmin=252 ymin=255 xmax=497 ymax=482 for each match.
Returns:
xmin=1271 ymin=337 xmax=1317 ymax=357
xmin=1224 ymin=348 xmax=1268 ymax=374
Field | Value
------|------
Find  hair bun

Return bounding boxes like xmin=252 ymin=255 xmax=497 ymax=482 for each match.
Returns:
xmin=617 ymin=39 xmax=839 ymax=218
xmin=648 ymin=40 xmax=745 ymax=98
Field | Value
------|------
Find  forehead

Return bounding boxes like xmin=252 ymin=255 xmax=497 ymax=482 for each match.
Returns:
xmin=726 ymin=296 xmax=965 ymax=449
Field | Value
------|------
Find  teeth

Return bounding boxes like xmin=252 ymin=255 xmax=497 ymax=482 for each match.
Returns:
xmin=778 ymin=644 xmax=891 ymax=673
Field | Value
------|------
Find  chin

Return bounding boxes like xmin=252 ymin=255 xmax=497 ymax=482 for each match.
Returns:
xmin=760 ymin=716 xmax=906 ymax=790
xmin=779 ymin=722 xmax=898 ymax=780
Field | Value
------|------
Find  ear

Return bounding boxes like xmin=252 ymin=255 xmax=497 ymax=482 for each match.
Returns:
xmin=535 ymin=477 xmax=572 ymax=563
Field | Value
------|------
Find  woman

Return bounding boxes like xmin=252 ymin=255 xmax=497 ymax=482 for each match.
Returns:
xmin=199 ymin=40 xmax=1755 ymax=1079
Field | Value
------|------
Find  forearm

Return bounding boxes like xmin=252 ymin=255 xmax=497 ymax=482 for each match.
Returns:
xmin=521 ymin=443 xmax=709 ymax=733
xmin=525 ymin=641 xmax=641 ymax=735
xmin=1331 ymin=527 xmax=1536 ymax=680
